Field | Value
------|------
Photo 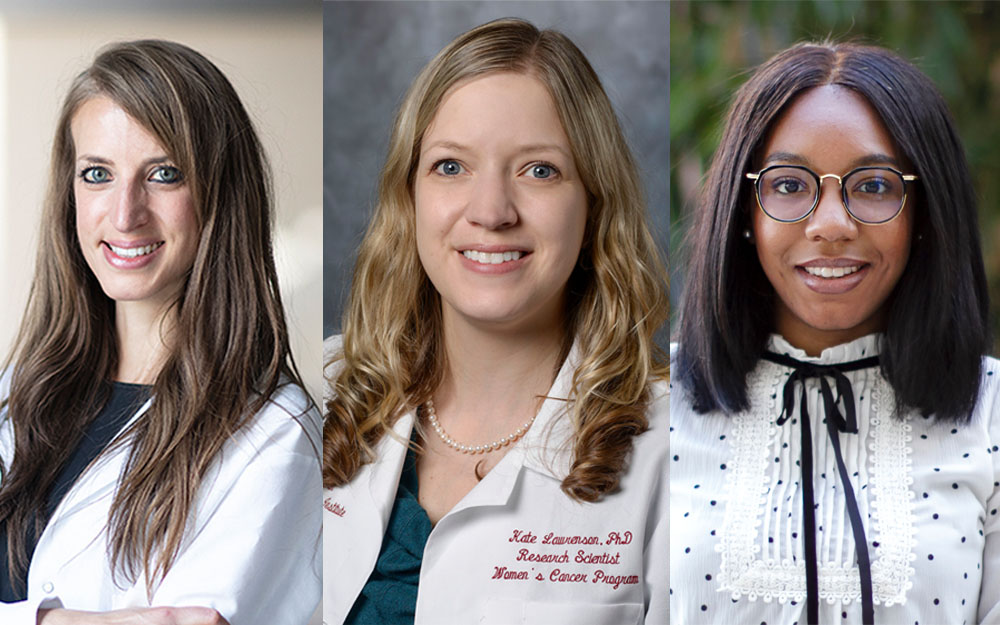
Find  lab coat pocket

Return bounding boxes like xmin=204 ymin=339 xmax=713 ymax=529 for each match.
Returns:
xmin=480 ymin=598 xmax=643 ymax=625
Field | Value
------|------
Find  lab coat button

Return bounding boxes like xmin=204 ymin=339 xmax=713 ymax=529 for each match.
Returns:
xmin=42 ymin=582 xmax=54 ymax=593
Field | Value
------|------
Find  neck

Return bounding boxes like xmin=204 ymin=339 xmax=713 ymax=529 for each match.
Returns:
xmin=435 ymin=308 xmax=566 ymax=436
xmin=114 ymin=299 xmax=177 ymax=384
xmin=774 ymin=303 xmax=886 ymax=357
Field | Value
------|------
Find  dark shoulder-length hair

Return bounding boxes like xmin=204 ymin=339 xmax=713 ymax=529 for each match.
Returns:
xmin=676 ymin=41 xmax=989 ymax=421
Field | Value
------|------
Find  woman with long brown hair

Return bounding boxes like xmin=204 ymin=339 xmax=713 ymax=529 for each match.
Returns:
xmin=323 ymin=18 xmax=668 ymax=625
xmin=0 ymin=40 xmax=320 ymax=624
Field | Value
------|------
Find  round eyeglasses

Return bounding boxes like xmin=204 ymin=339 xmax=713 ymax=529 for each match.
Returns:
xmin=745 ymin=165 xmax=918 ymax=225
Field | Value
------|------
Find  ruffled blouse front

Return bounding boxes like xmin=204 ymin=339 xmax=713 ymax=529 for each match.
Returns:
xmin=670 ymin=334 xmax=1000 ymax=624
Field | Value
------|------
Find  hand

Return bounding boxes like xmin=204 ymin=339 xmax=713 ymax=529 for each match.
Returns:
xmin=37 ymin=607 xmax=229 ymax=625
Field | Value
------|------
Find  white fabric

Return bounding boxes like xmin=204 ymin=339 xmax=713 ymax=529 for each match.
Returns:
xmin=670 ymin=334 xmax=1000 ymax=624
xmin=0 ymin=373 xmax=322 ymax=625
xmin=323 ymin=335 xmax=667 ymax=625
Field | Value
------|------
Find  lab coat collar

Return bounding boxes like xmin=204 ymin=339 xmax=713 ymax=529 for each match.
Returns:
xmin=365 ymin=409 xmax=415 ymax=531
xmin=363 ymin=340 xmax=580 ymax=525
xmin=363 ymin=405 xmax=533 ymax=524
xmin=509 ymin=340 xmax=579 ymax=483
xmin=49 ymin=397 xmax=154 ymax=524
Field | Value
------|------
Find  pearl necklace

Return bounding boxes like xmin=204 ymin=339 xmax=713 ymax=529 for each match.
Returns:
xmin=424 ymin=399 xmax=535 ymax=455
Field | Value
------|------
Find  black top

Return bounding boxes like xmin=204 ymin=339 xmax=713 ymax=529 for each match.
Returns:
xmin=0 ymin=381 xmax=151 ymax=602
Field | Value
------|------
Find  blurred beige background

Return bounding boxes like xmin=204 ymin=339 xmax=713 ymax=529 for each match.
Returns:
xmin=0 ymin=5 xmax=323 ymax=400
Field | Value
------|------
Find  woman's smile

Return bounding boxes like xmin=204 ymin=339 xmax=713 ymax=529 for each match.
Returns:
xmin=752 ymin=85 xmax=913 ymax=355
xmin=102 ymin=239 xmax=166 ymax=269
xmin=72 ymin=96 xmax=200 ymax=312
xmin=795 ymin=258 xmax=869 ymax=293
xmin=414 ymin=72 xmax=587 ymax=330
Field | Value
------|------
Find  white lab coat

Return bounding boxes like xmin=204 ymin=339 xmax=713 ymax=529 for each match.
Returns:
xmin=0 ymin=373 xmax=322 ymax=625
xmin=323 ymin=338 xmax=667 ymax=625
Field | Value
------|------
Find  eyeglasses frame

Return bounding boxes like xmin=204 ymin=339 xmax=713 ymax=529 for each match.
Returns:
xmin=745 ymin=164 xmax=918 ymax=225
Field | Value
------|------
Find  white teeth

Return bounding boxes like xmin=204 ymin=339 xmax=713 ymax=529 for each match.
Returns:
xmin=803 ymin=265 xmax=861 ymax=278
xmin=107 ymin=242 xmax=163 ymax=258
xmin=462 ymin=250 xmax=523 ymax=265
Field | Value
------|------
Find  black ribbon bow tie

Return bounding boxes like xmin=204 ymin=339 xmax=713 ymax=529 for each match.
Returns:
xmin=762 ymin=351 xmax=880 ymax=625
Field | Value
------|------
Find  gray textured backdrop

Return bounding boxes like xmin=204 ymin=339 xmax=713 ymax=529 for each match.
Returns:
xmin=323 ymin=0 xmax=668 ymax=350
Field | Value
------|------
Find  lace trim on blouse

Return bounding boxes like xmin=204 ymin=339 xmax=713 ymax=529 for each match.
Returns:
xmin=715 ymin=335 xmax=917 ymax=605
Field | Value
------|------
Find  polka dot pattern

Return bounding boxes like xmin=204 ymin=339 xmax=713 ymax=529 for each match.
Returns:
xmin=671 ymin=336 xmax=1000 ymax=624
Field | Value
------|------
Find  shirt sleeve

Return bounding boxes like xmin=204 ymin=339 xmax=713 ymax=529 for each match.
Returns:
xmin=147 ymin=385 xmax=322 ymax=625
xmin=0 ymin=376 xmax=59 ymax=625
xmin=979 ymin=362 xmax=1000 ymax=624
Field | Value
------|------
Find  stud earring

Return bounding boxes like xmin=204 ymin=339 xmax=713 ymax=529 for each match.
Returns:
xmin=743 ymin=228 xmax=754 ymax=243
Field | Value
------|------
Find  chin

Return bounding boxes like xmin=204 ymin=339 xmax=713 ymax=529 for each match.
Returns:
xmin=98 ymin=288 xmax=155 ymax=303
xmin=94 ymin=278 xmax=175 ymax=306
xmin=457 ymin=306 xmax=526 ymax=326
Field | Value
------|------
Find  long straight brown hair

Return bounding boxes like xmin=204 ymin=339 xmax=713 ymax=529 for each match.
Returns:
xmin=0 ymin=40 xmax=306 ymax=593
xmin=324 ymin=19 xmax=668 ymax=501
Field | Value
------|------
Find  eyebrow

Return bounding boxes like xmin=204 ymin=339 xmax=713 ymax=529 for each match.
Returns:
xmin=76 ymin=155 xmax=173 ymax=166
xmin=421 ymin=140 xmax=571 ymax=158
xmin=762 ymin=151 xmax=902 ymax=170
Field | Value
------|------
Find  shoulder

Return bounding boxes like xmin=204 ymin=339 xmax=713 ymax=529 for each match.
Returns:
xmin=974 ymin=355 xmax=1000 ymax=426
xmin=324 ymin=334 xmax=344 ymax=404
xmin=0 ymin=369 xmax=11 ymax=464
xmin=668 ymin=343 xmax=698 ymax=416
xmin=0 ymin=367 xmax=11 ymax=404
xmin=324 ymin=334 xmax=343 ymax=371
xmin=622 ymin=379 xmax=668 ymax=482
xmin=238 ymin=380 xmax=322 ymax=461
xmin=647 ymin=378 xmax=668 ymax=432
xmin=981 ymin=355 xmax=1000 ymax=382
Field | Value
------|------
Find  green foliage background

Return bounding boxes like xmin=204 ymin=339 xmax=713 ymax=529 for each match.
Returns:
xmin=671 ymin=0 xmax=1000 ymax=350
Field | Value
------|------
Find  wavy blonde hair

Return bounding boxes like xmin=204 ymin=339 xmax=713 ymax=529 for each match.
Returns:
xmin=324 ymin=18 xmax=667 ymax=501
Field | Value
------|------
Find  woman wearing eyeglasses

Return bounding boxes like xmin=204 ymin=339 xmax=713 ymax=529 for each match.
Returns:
xmin=671 ymin=42 xmax=999 ymax=624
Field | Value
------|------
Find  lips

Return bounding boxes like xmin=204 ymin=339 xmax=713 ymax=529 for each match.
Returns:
xmin=457 ymin=247 xmax=531 ymax=275
xmin=795 ymin=258 xmax=870 ymax=294
xmin=802 ymin=265 xmax=862 ymax=279
xmin=105 ymin=241 xmax=163 ymax=259
xmin=101 ymin=240 xmax=165 ymax=269
xmin=462 ymin=250 xmax=523 ymax=265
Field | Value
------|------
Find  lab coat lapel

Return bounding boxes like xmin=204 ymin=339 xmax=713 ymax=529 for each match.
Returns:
xmin=32 ymin=396 xmax=153 ymax=577
xmin=324 ymin=409 xmax=415 ymax=625
xmin=44 ymin=397 xmax=153 ymax=525
xmin=367 ymin=411 xmax=415 ymax=528
xmin=517 ymin=342 xmax=578 ymax=482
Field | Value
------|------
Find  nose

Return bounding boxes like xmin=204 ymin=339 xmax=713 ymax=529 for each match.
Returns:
xmin=109 ymin=179 xmax=149 ymax=232
xmin=464 ymin=169 xmax=518 ymax=229
xmin=803 ymin=177 xmax=857 ymax=241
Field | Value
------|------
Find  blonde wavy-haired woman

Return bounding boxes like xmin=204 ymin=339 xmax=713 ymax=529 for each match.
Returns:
xmin=323 ymin=18 xmax=668 ymax=625
xmin=0 ymin=40 xmax=320 ymax=625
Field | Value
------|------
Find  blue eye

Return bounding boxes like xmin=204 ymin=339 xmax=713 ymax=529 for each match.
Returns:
xmin=149 ymin=166 xmax=183 ymax=184
xmin=526 ymin=163 xmax=559 ymax=179
xmin=81 ymin=166 xmax=111 ymax=184
xmin=433 ymin=160 xmax=464 ymax=176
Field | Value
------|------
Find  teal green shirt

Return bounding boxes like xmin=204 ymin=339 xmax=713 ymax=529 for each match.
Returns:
xmin=345 ymin=438 xmax=431 ymax=624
